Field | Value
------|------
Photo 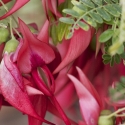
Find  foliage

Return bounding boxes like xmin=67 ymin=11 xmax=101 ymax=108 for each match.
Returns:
xmin=54 ymin=0 xmax=125 ymax=66
xmin=109 ymin=76 xmax=125 ymax=102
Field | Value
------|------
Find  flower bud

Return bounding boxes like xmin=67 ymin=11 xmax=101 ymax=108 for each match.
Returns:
xmin=4 ymin=39 xmax=19 ymax=53
xmin=0 ymin=28 xmax=10 ymax=44
xmin=98 ymin=110 xmax=114 ymax=125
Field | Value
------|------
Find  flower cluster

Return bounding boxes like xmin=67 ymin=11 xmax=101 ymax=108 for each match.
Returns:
xmin=0 ymin=0 xmax=125 ymax=125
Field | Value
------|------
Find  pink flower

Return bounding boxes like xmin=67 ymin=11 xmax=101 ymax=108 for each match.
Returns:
xmin=68 ymin=67 xmax=103 ymax=125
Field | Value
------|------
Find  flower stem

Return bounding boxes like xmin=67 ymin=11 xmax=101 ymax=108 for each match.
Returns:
xmin=106 ymin=107 xmax=125 ymax=118
xmin=9 ymin=17 xmax=14 ymax=39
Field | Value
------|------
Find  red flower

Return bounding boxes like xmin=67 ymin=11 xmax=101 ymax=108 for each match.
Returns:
xmin=0 ymin=0 xmax=29 ymax=20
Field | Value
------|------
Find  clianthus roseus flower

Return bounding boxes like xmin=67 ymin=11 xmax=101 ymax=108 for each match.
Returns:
xmin=0 ymin=0 xmax=124 ymax=125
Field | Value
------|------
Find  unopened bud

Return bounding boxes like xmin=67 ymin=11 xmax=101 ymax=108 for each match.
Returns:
xmin=4 ymin=38 xmax=19 ymax=53
xmin=98 ymin=110 xmax=114 ymax=125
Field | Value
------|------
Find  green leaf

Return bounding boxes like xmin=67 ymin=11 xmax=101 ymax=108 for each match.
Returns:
xmin=65 ymin=26 xmax=71 ymax=39
xmin=51 ymin=24 xmax=59 ymax=45
xmin=96 ymin=8 xmax=111 ymax=21
xmin=99 ymin=29 xmax=114 ymax=43
xmin=66 ymin=32 xmax=73 ymax=39
xmin=104 ymin=0 xmax=111 ymax=3
xmin=112 ymin=0 xmax=118 ymax=3
xmin=102 ymin=54 xmax=111 ymax=60
xmin=104 ymin=20 xmax=115 ymax=25
xmin=120 ymin=76 xmax=125 ymax=83
xmin=80 ymin=0 xmax=95 ymax=8
xmin=103 ymin=59 xmax=110 ymax=64
xmin=71 ymin=0 xmax=88 ymax=12
xmin=104 ymin=5 xmax=120 ymax=17
xmin=116 ymin=44 xmax=124 ymax=55
xmin=63 ymin=9 xmax=80 ymax=17
xmin=83 ymin=15 xmax=97 ymax=28
xmin=112 ymin=29 xmax=119 ymax=43
xmin=77 ymin=21 xmax=89 ymax=31
xmin=75 ymin=4 xmax=88 ymax=12
xmin=91 ymin=0 xmax=102 ymax=5
xmin=59 ymin=17 xmax=75 ymax=24
xmin=114 ymin=54 xmax=120 ymax=64
xmin=57 ymin=22 xmax=69 ymax=42
xmin=89 ymin=11 xmax=103 ymax=24
xmin=120 ymin=52 xmax=125 ymax=59
xmin=113 ymin=4 xmax=121 ymax=14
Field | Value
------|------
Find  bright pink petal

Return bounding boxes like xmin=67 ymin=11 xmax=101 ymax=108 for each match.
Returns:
xmin=53 ymin=28 xmax=91 ymax=73
xmin=68 ymin=74 xmax=100 ymax=125
xmin=0 ymin=55 xmax=53 ymax=125
xmin=17 ymin=19 xmax=55 ymax=73
xmin=0 ymin=0 xmax=29 ymax=20
xmin=26 ymin=85 xmax=44 ymax=95
xmin=37 ymin=20 xmax=49 ymax=43
xmin=76 ymin=67 xmax=103 ymax=109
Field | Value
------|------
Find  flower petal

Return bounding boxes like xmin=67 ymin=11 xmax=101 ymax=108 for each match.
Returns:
xmin=4 ymin=53 xmax=24 ymax=90
xmin=17 ymin=19 xmax=55 ymax=73
xmin=0 ymin=59 xmax=53 ymax=125
xmin=47 ymin=98 xmax=77 ymax=125
xmin=76 ymin=67 xmax=103 ymax=109
xmin=28 ymin=95 xmax=48 ymax=125
xmin=0 ymin=0 xmax=29 ymax=20
xmin=53 ymin=28 xmax=91 ymax=74
xmin=68 ymin=74 xmax=100 ymax=125
xmin=37 ymin=20 xmax=49 ymax=43
xmin=26 ymin=85 xmax=44 ymax=95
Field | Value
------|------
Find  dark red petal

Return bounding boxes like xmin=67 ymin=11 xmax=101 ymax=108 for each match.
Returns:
xmin=51 ymin=96 xmax=71 ymax=125
xmin=0 ymin=55 xmax=53 ymax=125
xmin=0 ymin=0 xmax=29 ymax=20
xmin=68 ymin=74 xmax=100 ymax=125
xmin=28 ymin=95 xmax=48 ymax=125
xmin=47 ymin=97 xmax=77 ymax=125
xmin=17 ymin=19 xmax=55 ymax=73
xmin=32 ymin=69 xmax=52 ymax=96
xmin=53 ymin=28 xmax=91 ymax=73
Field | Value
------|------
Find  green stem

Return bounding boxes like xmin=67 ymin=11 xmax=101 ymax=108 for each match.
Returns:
xmin=9 ymin=17 xmax=14 ymax=39
xmin=13 ymin=28 xmax=22 ymax=38
xmin=106 ymin=107 xmax=125 ymax=118
xmin=0 ymin=0 xmax=21 ymax=38
xmin=0 ymin=0 xmax=8 ymax=11
xmin=71 ymin=3 xmax=119 ymax=33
